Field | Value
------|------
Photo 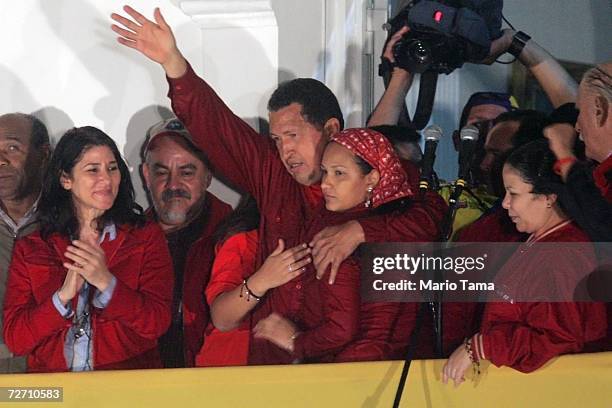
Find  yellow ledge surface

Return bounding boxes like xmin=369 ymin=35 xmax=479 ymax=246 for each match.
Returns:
xmin=0 ymin=352 xmax=610 ymax=407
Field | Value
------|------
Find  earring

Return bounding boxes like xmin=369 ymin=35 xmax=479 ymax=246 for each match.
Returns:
xmin=546 ymin=201 xmax=552 ymax=208
xmin=365 ymin=186 xmax=373 ymax=208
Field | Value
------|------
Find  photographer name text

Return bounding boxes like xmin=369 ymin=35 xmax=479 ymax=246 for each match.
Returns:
xmin=372 ymin=279 xmax=495 ymax=291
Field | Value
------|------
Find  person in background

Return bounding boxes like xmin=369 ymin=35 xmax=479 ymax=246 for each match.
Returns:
xmin=141 ymin=118 xmax=232 ymax=367
xmin=457 ymin=109 xmax=549 ymax=243
xmin=545 ymin=62 xmax=612 ymax=242
xmin=0 ymin=113 xmax=50 ymax=373
xmin=545 ymin=62 xmax=612 ymax=351
xmin=3 ymin=126 xmax=173 ymax=372
xmin=369 ymin=25 xmax=578 ymax=238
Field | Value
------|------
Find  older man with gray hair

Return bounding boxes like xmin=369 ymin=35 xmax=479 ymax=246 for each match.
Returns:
xmin=545 ymin=62 xmax=612 ymax=241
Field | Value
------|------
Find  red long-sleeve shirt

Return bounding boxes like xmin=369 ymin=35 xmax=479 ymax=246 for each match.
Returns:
xmin=3 ymin=221 xmax=173 ymax=372
xmin=167 ymin=63 xmax=446 ymax=364
xmin=473 ymin=222 xmax=607 ymax=373
xmin=197 ymin=230 xmax=258 ymax=367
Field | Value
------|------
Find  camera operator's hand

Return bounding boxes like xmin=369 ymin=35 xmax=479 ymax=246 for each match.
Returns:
xmin=383 ymin=26 xmax=410 ymax=64
xmin=368 ymin=25 xmax=413 ymax=126
xmin=479 ymin=28 xmax=514 ymax=65
xmin=111 ymin=6 xmax=187 ymax=78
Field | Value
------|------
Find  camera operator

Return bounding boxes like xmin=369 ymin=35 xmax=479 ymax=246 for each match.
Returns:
xmin=369 ymin=26 xmax=579 ymax=238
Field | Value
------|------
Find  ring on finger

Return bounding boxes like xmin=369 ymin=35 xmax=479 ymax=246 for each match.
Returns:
xmin=288 ymin=264 xmax=293 ymax=272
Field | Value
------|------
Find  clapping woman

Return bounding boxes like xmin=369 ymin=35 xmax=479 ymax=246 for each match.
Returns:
xmin=3 ymin=127 xmax=173 ymax=372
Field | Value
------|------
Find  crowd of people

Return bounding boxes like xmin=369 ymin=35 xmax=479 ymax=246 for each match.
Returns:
xmin=0 ymin=5 xmax=609 ymax=388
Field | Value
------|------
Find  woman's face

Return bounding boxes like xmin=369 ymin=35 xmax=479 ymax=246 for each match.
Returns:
xmin=501 ymin=164 xmax=554 ymax=235
xmin=320 ymin=142 xmax=378 ymax=212
xmin=61 ymin=145 xmax=121 ymax=215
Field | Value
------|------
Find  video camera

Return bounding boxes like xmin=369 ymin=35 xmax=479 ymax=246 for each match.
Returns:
xmin=380 ymin=0 xmax=504 ymax=128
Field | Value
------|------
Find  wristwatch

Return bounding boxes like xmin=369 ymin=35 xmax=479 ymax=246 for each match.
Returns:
xmin=508 ymin=31 xmax=531 ymax=58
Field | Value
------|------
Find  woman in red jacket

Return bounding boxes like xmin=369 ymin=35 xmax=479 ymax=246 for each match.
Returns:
xmin=442 ymin=140 xmax=607 ymax=386
xmin=251 ymin=128 xmax=416 ymax=363
xmin=3 ymin=126 xmax=173 ymax=372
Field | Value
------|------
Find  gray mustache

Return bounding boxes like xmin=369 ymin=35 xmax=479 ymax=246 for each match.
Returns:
xmin=162 ymin=189 xmax=191 ymax=202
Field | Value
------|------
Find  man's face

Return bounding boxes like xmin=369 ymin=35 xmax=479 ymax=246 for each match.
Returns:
xmin=269 ymin=103 xmax=328 ymax=186
xmin=0 ymin=115 xmax=41 ymax=202
xmin=143 ymin=135 xmax=211 ymax=232
xmin=453 ymin=103 xmax=508 ymax=152
xmin=575 ymin=83 xmax=609 ymax=162
xmin=480 ymin=120 xmax=520 ymax=196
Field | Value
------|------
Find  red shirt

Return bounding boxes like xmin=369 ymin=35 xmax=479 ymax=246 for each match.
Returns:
xmin=3 ymin=221 xmax=173 ymax=372
xmin=167 ymin=63 xmax=447 ymax=364
xmin=414 ymin=204 xmax=530 ymax=358
xmin=196 ymin=230 xmax=258 ymax=367
xmin=476 ymin=222 xmax=607 ymax=373
xmin=179 ymin=193 xmax=232 ymax=366
xmin=593 ymin=154 xmax=612 ymax=202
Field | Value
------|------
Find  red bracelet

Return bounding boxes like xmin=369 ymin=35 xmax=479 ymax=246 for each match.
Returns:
xmin=553 ymin=157 xmax=577 ymax=176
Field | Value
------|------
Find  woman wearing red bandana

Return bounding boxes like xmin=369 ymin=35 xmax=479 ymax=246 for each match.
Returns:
xmin=252 ymin=128 xmax=418 ymax=363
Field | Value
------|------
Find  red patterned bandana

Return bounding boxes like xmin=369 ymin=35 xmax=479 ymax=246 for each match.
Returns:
xmin=330 ymin=128 xmax=413 ymax=208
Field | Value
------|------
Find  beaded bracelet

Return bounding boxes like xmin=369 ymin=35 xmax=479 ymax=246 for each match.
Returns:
xmin=240 ymin=279 xmax=262 ymax=302
xmin=464 ymin=337 xmax=481 ymax=375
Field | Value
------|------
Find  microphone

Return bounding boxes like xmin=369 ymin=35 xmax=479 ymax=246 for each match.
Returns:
xmin=419 ymin=124 xmax=443 ymax=193
xmin=456 ymin=124 xmax=480 ymax=188
xmin=442 ymin=124 xmax=480 ymax=241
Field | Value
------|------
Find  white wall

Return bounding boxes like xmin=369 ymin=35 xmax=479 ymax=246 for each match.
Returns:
xmin=503 ymin=0 xmax=611 ymax=64
xmin=0 ymin=0 xmax=241 ymax=206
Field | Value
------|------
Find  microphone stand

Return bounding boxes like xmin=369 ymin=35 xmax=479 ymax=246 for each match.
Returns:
xmin=392 ymin=182 xmax=444 ymax=408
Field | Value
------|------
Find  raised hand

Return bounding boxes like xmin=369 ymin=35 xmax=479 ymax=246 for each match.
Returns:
xmin=247 ymin=239 xmax=311 ymax=296
xmin=63 ymin=240 xmax=114 ymax=292
xmin=384 ymin=25 xmax=410 ymax=63
xmin=111 ymin=5 xmax=187 ymax=77
xmin=480 ymin=28 xmax=514 ymax=65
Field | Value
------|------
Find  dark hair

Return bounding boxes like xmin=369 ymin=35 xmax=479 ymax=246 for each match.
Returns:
xmin=268 ymin=78 xmax=345 ymax=130
xmin=39 ymin=126 xmax=144 ymax=239
xmin=27 ymin=115 xmax=50 ymax=148
xmin=505 ymin=139 xmax=566 ymax=199
xmin=353 ymin=155 xmax=374 ymax=175
xmin=488 ymin=109 xmax=548 ymax=151
xmin=212 ymin=195 xmax=260 ymax=245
